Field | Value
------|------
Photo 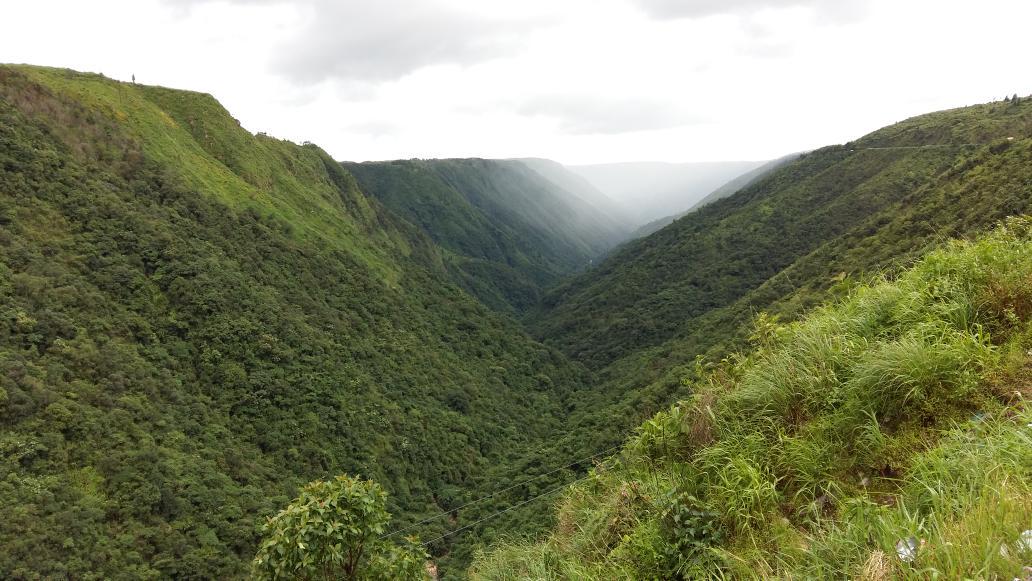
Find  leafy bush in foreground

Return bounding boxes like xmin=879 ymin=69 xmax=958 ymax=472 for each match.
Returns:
xmin=253 ymin=475 xmax=427 ymax=580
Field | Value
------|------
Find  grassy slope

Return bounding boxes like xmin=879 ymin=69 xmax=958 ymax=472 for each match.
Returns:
xmin=344 ymin=158 xmax=631 ymax=314
xmin=0 ymin=65 xmax=591 ymax=578
xmin=473 ymin=219 xmax=1032 ymax=579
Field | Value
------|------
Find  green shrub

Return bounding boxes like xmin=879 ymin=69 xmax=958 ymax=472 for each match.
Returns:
xmin=252 ymin=475 xmax=427 ymax=580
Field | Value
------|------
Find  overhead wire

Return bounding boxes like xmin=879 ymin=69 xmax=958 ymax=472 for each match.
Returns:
xmin=418 ymin=472 xmax=597 ymax=547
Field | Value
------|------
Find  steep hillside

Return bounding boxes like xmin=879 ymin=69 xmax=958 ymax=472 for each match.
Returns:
xmin=688 ymin=152 xmax=804 ymax=212
xmin=343 ymin=158 xmax=631 ymax=313
xmin=516 ymin=157 xmax=631 ymax=223
xmin=474 ymin=220 xmax=1032 ymax=579
xmin=569 ymin=160 xmax=765 ymax=224
xmin=532 ymin=98 xmax=1032 ymax=375
xmin=630 ymin=153 xmax=803 ymax=239
xmin=0 ymin=65 xmax=591 ymax=578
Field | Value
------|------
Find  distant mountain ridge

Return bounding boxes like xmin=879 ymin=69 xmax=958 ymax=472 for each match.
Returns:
xmin=630 ymin=153 xmax=804 ymax=239
xmin=515 ymin=157 xmax=631 ymax=223
xmin=568 ymin=160 xmax=766 ymax=224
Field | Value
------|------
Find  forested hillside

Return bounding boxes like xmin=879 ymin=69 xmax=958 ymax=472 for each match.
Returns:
xmin=0 ymin=65 xmax=593 ymax=578
xmin=344 ymin=158 xmax=631 ymax=313
xmin=513 ymin=98 xmax=1032 ymax=508
xmin=532 ymin=98 xmax=1031 ymax=371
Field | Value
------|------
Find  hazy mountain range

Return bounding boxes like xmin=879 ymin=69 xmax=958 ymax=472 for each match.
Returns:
xmin=568 ymin=160 xmax=768 ymax=224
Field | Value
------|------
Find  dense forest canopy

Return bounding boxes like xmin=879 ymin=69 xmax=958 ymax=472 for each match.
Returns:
xmin=0 ymin=65 xmax=593 ymax=578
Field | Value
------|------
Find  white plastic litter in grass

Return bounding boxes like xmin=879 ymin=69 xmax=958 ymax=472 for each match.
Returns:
xmin=895 ymin=537 xmax=918 ymax=562
xmin=999 ymin=530 xmax=1032 ymax=559
xmin=1018 ymin=530 xmax=1032 ymax=552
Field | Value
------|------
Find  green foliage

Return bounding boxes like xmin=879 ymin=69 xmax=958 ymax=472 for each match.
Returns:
xmin=473 ymin=220 xmax=1032 ymax=579
xmin=523 ymin=96 xmax=1032 ymax=491
xmin=0 ymin=65 xmax=592 ymax=578
xmin=252 ymin=475 xmax=427 ymax=580
xmin=657 ymin=490 xmax=725 ymax=576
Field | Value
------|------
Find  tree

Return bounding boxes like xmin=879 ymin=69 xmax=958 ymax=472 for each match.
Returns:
xmin=252 ymin=475 xmax=428 ymax=580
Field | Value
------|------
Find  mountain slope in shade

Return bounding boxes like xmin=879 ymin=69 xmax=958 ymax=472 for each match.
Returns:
xmin=343 ymin=158 xmax=632 ymax=313
xmin=568 ymin=160 xmax=766 ymax=225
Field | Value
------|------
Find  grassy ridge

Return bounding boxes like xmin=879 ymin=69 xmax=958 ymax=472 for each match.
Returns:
xmin=472 ymin=218 xmax=1032 ymax=579
xmin=16 ymin=65 xmax=423 ymax=282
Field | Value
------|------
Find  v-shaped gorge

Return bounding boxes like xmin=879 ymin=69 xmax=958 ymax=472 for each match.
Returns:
xmin=343 ymin=158 xmax=633 ymax=314
xmin=2 ymin=63 xmax=1031 ymax=580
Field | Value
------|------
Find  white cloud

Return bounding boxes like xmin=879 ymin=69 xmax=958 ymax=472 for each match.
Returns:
xmin=630 ymin=0 xmax=869 ymax=22
xmin=269 ymin=1 xmax=535 ymax=83
xmin=1 ymin=0 xmax=1030 ymax=165
xmin=518 ymin=95 xmax=704 ymax=134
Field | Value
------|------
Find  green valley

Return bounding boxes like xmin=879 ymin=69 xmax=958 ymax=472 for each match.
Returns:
xmin=2 ymin=61 xmax=1031 ymax=581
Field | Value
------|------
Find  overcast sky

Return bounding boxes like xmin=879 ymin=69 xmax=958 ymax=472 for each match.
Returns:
xmin=4 ymin=0 xmax=1030 ymax=164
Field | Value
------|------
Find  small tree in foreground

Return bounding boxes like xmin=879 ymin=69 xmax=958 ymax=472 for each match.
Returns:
xmin=252 ymin=475 xmax=428 ymax=580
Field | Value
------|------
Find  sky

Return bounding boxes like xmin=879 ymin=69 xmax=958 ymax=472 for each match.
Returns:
xmin=3 ymin=0 xmax=1030 ymax=165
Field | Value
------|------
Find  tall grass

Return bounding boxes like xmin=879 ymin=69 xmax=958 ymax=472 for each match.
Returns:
xmin=471 ymin=218 xmax=1032 ymax=579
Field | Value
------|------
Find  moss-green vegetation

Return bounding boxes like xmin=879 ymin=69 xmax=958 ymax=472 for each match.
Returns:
xmin=472 ymin=219 xmax=1032 ymax=579
xmin=0 ymin=65 xmax=592 ymax=578
xmin=344 ymin=159 xmax=630 ymax=314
